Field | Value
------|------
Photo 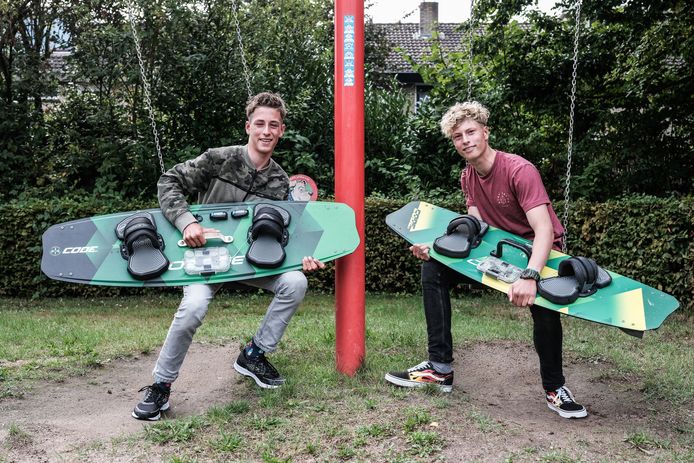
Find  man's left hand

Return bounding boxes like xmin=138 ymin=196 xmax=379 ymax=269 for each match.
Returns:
xmin=508 ymin=279 xmax=537 ymax=307
xmin=302 ymin=256 xmax=325 ymax=272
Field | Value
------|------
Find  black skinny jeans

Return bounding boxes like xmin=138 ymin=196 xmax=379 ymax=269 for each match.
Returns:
xmin=421 ymin=259 xmax=565 ymax=391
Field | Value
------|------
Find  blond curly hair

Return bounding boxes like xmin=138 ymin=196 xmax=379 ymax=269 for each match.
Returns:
xmin=440 ymin=101 xmax=490 ymax=138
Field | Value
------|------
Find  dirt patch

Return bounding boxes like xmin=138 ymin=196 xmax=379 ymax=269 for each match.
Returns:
xmin=0 ymin=341 xmax=687 ymax=462
xmin=439 ymin=341 xmax=683 ymax=462
xmin=0 ymin=343 xmax=240 ymax=462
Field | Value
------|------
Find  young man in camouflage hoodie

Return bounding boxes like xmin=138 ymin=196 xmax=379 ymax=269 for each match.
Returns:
xmin=132 ymin=92 xmax=325 ymax=421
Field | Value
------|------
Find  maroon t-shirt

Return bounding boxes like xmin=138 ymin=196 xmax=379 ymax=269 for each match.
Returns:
xmin=460 ymin=151 xmax=564 ymax=249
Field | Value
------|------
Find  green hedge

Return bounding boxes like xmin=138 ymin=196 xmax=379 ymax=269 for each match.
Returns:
xmin=365 ymin=196 xmax=694 ymax=314
xmin=1 ymin=195 xmax=691 ymax=313
xmin=0 ymin=196 xmax=158 ymax=299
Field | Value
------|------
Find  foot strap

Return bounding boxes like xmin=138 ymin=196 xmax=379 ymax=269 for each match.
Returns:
xmin=246 ymin=204 xmax=291 ymax=268
xmin=115 ymin=212 xmax=169 ymax=280
xmin=433 ymin=215 xmax=489 ymax=258
xmin=538 ymin=256 xmax=611 ymax=305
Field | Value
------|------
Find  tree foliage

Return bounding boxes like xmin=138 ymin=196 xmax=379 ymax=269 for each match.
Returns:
xmin=2 ymin=194 xmax=692 ymax=313
xmin=0 ymin=0 xmax=691 ymax=201
xmin=406 ymin=0 xmax=693 ymax=200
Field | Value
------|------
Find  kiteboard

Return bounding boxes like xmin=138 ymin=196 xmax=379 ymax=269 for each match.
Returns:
xmin=386 ymin=201 xmax=679 ymax=336
xmin=41 ymin=200 xmax=358 ymax=287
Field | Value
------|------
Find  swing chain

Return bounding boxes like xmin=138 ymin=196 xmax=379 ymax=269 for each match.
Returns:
xmin=562 ymin=0 xmax=582 ymax=253
xmin=127 ymin=2 xmax=166 ymax=175
xmin=231 ymin=0 xmax=253 ymax=99
xmin=466 ymin=0 xmax=475 ymax=101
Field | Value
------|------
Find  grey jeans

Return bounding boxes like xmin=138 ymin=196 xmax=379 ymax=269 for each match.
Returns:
xmin=152 ymin=271 xmax=308 ymax=383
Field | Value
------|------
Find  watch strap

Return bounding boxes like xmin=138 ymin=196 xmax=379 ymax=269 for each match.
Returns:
xmin=520 ymin=268 xmax=541 ymax=282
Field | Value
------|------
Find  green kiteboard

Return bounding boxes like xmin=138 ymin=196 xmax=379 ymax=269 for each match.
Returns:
xmin=386 ymin=201 xmax=679 ymax=336
xmin=41 ymin=201 xmax=359 ymax=287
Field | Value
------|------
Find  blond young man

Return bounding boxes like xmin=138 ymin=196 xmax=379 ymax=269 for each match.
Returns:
xmin=385 ymin=101 xmax=587 ymax=419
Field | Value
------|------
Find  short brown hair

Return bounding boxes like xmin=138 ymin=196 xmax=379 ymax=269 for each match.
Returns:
xmin=245 ymin=92 xmax=287 ymax=121
xmin=440 ymin=101 xmax=490 ymax=138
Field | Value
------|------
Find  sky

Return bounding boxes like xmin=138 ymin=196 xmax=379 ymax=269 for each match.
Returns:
xmin=367 ymin=0 xmax=559 ymax=23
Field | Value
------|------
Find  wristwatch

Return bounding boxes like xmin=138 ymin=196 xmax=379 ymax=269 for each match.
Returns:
xmin=520 ymin=268 xmax=541 ymax=282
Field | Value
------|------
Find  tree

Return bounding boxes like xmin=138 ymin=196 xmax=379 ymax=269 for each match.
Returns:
xmin=3 ymin=0 xmax=690 ymax=202
xmin=37 ymin=0 xmax=392 ymax=198
xmin=405 ymin=0 xmax=693 ymax=201
xmin=0 ymin=0 xmax=68 ymax=197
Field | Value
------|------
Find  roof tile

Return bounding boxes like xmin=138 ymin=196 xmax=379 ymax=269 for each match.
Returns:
xmin=373 ymin=23 xmax=467 ymax=73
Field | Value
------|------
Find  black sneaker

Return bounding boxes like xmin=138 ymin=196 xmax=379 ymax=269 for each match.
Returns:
xmin=385 ymin=361 xmax=454 ymax=393
xmin=132 ymin=383 xmax=170 ymax=421
xmin=233 ymin=348 xmax=285 ymax=389
xmin=546 ymin=386 xmax=588 ymax=419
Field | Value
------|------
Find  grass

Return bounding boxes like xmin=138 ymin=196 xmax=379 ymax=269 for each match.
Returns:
xmin=539 ymin=451 xmax=583 ymax=463
xmin=407 ymin=430 xmax=444 ymax=456
xmin=5 ymin=423 xmax=31 ymax=448
xmin=466 ymin=409 xmax=503 ymax=434
xmin=624 ymin=430 xmax=671 ymax=450
xmin=403 ymin=406 xmax=432 ymax=433
xmin=144 ymin=416 xmax=207 ymax=444
xmin=211 ymin=430 xmax=244 ymax=452
xmin=0 ymin=293 xmax=692 ymax=461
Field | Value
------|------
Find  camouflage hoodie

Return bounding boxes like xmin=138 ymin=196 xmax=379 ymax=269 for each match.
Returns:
xmin=158 ymin=145 xmax=289 ymax=232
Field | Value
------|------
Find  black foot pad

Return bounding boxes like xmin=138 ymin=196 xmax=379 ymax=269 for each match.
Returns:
xmin=433 ymin=215 xmax=489 ymax=258
xmin=246 ymin=204 xmax=290 ymax=269
xmin=538 ymin=256 xmax=611 ymax=305
xmin=116 ymin=212 xmax=169 ymax=280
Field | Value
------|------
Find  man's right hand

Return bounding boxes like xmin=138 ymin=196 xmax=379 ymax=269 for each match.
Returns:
xmin=183 ymin=222 xmax=211 ymax=247
xmin=410 ymin=243 xmax=431 ymax=261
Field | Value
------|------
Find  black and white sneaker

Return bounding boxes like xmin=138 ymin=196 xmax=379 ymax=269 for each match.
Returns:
xmin=132 ymin=383 xmax=170 ymax=421
xmin=546 ymin=386 xmax=588 ymax=419
xmin=385 ymin=361 xmax=454 ymax=393
xmin=233 ymin=348 xmax=285 ymax=389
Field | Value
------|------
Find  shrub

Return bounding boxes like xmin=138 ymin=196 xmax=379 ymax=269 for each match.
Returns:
xmin=0 ymin=195 xmax=691 ymax=313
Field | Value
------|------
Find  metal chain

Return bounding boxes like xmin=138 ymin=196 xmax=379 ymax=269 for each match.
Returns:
xmin=466 ymin=0 xmax=475 ymax=101
xmin=398 ymin=6 xmax=419 ymax=23
xmin=561 ymin=0 xmax=582 ymax=253
xmin=127 ymin=2 xmax=166 ymax=175
xmin=231 ymin=0 xmax=253 ymax=99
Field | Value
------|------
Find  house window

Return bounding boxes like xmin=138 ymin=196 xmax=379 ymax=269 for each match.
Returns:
xmin=415 ymin=84 xmax=432 ymax=112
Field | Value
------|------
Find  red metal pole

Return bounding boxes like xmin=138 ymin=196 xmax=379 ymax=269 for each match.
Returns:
xmin=334 ymin=0 xmax=365 ymax=375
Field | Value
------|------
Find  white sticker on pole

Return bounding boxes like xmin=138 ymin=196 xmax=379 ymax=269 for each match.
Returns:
xmin=343 ymin=15 xmax=355 ymax=86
